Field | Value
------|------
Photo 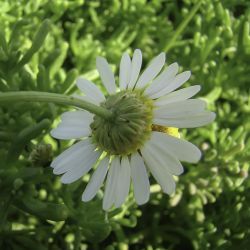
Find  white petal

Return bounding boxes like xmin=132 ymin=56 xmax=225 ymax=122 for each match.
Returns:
xmin=76 ymin=77 xmax=105 ymax=104
xmin=135 ymin=52 xmax=166 ymax=89
xmin=130 ymin=152 xmax=150 ymax=205
xmin=154 ymin=111 xmax=216 ymax=128
xmin=51 ymin=126 xmax=91 ymax=140
xmin=61 ymin=150 xmax=102 ymax=184
xmin=82 ymin=156 xmax=110 ymax=202
xmin=51 ymin=111 xmax=93 ymax=140
xmin=119 ymin=53 xmax=132 ymax=90
xmin=141 ymin=145 xmax=176 ymax=195
xmin=154 ymin=85 xmax=201 ymax=106
xmin=114 ymin=156 xmax=131 ymax=207
xmin=51 ymin=139 xmax=91 ymax=169
xmin=150 ymin=131 xmax=201 ymax=163
xmin=147 ymin=138 xmax=184 ymax=175
xmin=151 ymin=71 xmax=191 ymax=99
xmin=154 ymin=99 xmax=206 ymax=118
xmin=53 ymin=141 xmax=95 ymax=174
xmin=145 ymin=62 xmax=179 ymax=96
xmin=103 ymin=157 xmax=120 ymax=210
xmin=60 ymin=110 xmax=93 ymax=122
xmin=127 ymin=49 xmax=142 ymax=89
xmin=96 ymin=56 xmax=116 ymax=94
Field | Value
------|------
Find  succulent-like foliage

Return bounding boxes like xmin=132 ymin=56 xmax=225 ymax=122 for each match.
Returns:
xmin=0 ymin=1 xmax=249 ymax=249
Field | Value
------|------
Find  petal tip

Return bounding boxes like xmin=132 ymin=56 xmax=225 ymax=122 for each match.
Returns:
xmin=160 ymin=51 xmax=166 ymax=57
xmin=102 ymin=203 xmax=111 ymax=211
xmin=134 ymin=48 xmax=142 ymax=54
xmin=96 ymin=56 xmax=105 ymax=66
xmin=75 ymin=77 xmax=86 ymax=88
xmin=136 ymin=195 xmax=150 ymax=206
xmin=50 ymin=161 xmax=56 ymax=168
xmin=50 ymin=129 xmax=57 ymax=138
xmin=176 ymin=166 xmax=184 ymax=176
xmin=194 ymin=149 xmax=202 ymax=163
xmin=81 ymin=192 xmax=90 ymax=202
xmin=211 ymin=112 xmax=216 ymax=120
xmin=53 ymin=168 xmax=61 ymax=175
xmin=186 ymin=70 xmax=192 ymax=78
xmin=61 ymin=177 xmax=69 ymax=184
xmin=96 ymin=56 xmax=106 ymax=63
xmin=205 ymin=112 xmax=216 ymax=126
xmin=165 ymin=185 xmax=176 ymax=195
xmin=157 ymin=52 xmax=166 ymax=62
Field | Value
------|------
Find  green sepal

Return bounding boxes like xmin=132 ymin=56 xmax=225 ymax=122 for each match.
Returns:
xmin=91 ymin=89 xmax=153 ymax=155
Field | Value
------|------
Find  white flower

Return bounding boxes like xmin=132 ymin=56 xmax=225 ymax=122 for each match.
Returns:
xmin=50 ymin=49 xmax=215 ymax=210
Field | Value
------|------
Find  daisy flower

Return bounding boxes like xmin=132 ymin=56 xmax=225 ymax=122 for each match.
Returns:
xmin=50 ymin=49 xmax=215 ymax=210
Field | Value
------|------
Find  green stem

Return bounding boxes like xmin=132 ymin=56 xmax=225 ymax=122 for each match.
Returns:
xmin=0 ymin=91 xmax=112 ymax=119
xmin=164 ymin=1 xmax=202 ymax=52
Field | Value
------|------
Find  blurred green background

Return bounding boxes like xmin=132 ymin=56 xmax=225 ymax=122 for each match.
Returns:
xmin=0 ymin=0 xmax=250 ymax=249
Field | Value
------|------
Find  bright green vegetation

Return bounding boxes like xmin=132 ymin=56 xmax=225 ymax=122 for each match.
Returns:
xmin=0 ymin=0 xmax=250 ymax=249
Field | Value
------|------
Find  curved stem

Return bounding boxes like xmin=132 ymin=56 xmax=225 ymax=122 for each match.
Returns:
xmin=0 ymin=91 xmax=112 ymax=119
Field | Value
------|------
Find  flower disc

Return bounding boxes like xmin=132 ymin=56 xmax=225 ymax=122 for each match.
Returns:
xmin=90 ymin=89 xmax=153 ymax=155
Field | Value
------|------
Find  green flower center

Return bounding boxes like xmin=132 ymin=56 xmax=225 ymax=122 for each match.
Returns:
xmin=90 ymin=89 xmax=154 ymax=155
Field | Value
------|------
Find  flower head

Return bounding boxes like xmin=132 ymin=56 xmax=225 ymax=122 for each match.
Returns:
xmin=50 ymin=49 xmax=215 ymax=210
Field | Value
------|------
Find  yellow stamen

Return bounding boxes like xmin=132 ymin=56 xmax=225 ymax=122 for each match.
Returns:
xmin=151 ymin=124 xmax=180 ymax=138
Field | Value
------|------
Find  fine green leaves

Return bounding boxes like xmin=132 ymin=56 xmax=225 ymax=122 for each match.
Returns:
xmin=16 ymin=20 xmax=51 ymax=70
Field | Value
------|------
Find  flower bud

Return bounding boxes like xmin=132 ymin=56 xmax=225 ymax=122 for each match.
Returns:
xmin=29 ymin=144 xmax=53 ymax=167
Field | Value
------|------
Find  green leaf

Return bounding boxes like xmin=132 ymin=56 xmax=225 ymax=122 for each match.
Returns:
xmin=15 ymin=20 xmax=51 ymax=70
xmin=73 ymin=200 xmax=111 ymax=242
xmin=14 ymin=196 xmax=69 ymax=221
